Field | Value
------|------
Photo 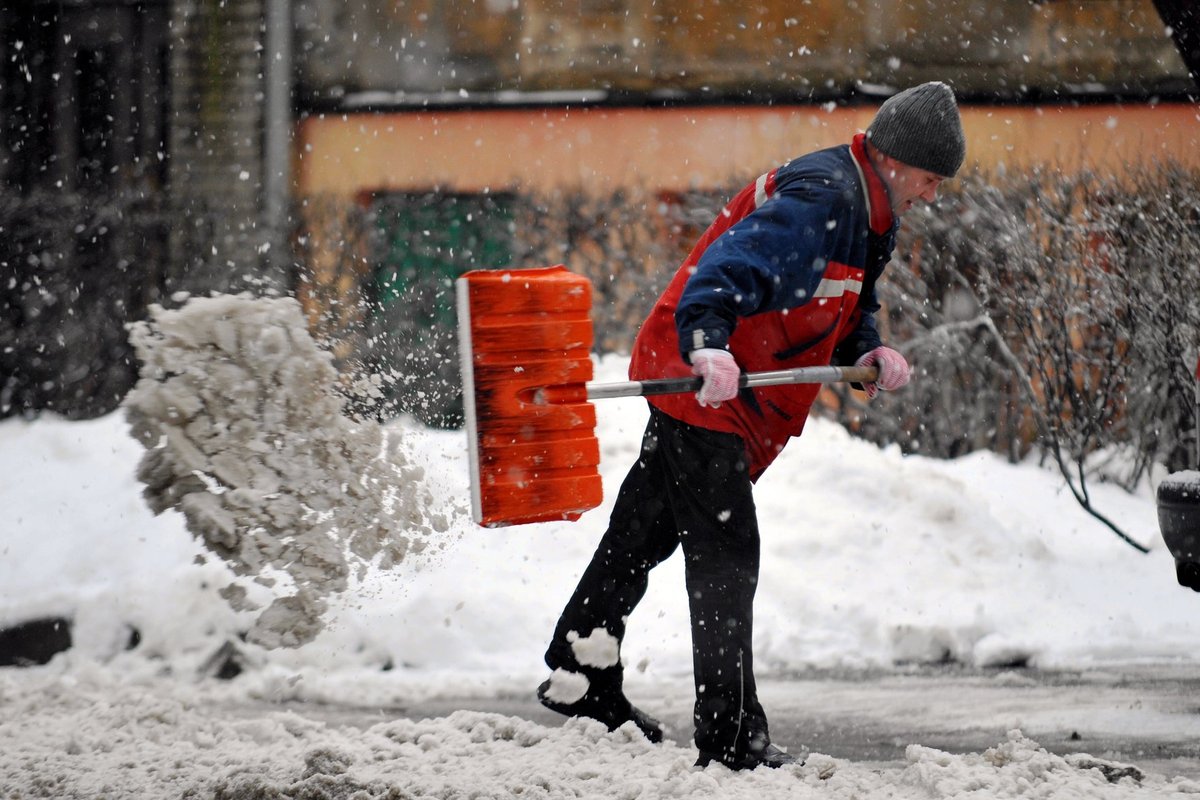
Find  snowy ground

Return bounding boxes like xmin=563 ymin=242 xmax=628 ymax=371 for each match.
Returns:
xmin=4 ymin=349 xmax=1200 ymax=797
xmin=6 ymin=666 xmax=1200 ymax=799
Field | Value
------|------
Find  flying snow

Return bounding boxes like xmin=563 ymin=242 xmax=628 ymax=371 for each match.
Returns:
xmin=123 ymin=294 xmax=456 ymax=648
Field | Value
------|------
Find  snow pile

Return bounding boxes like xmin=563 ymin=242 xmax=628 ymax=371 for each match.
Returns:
xmin=123 ymin=294 xmax=456 ymax=648
xmin=1 ymin=666 xmax=1195 ymax=799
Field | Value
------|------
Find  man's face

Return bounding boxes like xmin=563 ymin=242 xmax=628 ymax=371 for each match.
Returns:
xmin=878 ymin=156 xmax=946 ymax=216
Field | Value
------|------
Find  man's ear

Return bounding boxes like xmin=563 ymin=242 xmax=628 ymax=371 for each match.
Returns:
xmin=875 ymin=152 xmax=901 ymax=180
xmin=865 ymin=142 xmax=896 ymax=175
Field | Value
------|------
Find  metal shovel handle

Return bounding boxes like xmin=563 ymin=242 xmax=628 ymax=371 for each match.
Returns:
xmin=586 ymin=365 xmax=879 ymax=400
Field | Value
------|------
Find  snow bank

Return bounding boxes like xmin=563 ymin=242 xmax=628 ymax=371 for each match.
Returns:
xmin=4 ymin=349 xmax=1199 ymax=685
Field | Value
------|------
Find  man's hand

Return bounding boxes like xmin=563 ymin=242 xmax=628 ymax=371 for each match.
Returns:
xmin=690 ymin=348 xmax=740 ymax=407
xmin=855 ymin=346 xmax=910 ymax=399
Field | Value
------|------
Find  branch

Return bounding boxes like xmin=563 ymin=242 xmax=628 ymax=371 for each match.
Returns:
xmin=911 ymin=314 xmax=1151 ymax=554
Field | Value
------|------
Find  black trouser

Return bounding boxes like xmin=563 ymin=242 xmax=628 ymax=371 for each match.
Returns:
xmin=544 ymin=406 xmax=767 ymax=760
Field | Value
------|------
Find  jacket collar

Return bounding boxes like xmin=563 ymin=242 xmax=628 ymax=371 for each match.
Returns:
xmin=850 ymin=133 xmax=895 ymax=235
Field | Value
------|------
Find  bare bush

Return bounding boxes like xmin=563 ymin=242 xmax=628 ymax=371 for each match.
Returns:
xmin=1100 ymin=164 xmax=1200 ymax=478
xmin=841 ymin=164 xmax=1200 ymax=551
xmin=0 ymin=190 xmax=170 ymax=419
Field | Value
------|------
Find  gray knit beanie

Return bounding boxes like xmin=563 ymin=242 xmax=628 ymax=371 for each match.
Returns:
xmin=866 ymin=82 xmax=965 ymax=178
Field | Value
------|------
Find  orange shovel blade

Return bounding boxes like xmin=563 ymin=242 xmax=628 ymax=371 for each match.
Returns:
xmin=457 ymin=265 xmax=604 ymax=527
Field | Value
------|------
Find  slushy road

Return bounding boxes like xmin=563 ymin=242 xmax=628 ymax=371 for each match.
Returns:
xmin=259 ymin=663 xmax=1200 ymax=781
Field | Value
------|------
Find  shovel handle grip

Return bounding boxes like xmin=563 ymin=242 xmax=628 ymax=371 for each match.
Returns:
xmin=585 ymin=365 xmax=879 ymax=401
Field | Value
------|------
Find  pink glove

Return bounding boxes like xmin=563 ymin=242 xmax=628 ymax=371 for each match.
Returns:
xmin=855 ymin=346 xmax=910 ymax=399
xmin=690 ymin=348 xmax=740 ymax=407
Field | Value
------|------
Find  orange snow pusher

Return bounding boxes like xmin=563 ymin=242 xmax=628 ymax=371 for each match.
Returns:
xmin=456 ymin=265 xmax=878 ymax=527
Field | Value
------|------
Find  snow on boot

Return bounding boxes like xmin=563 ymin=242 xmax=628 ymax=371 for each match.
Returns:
xmin=537 ymin=678 xmax=664 ymax=743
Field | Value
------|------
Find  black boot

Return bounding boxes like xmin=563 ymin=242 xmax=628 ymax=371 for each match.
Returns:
xmin=695 ymin=742 xmax=802 ymax=770
xmin=537 ymin=678 xmax=664 ymax=743
xmin=695 ymin=729 xmax=803 ymax=770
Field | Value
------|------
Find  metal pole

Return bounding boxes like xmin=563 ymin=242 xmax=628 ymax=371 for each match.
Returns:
xmin=263 ymin=0 xmax=293 ymax=279
xmin=1194 ymin=351 xmax=1199 ymax=471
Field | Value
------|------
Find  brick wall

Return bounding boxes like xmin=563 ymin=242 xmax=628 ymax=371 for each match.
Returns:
xmin=294 ymin=0 xmax=1190 ymax=100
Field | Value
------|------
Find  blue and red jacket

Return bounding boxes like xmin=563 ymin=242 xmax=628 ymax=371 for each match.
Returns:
xmin=629 ymin=133 xmax=898 ymax=478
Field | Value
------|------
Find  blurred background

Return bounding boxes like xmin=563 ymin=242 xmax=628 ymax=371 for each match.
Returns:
xmin=1 ymin=1 xmax=1198 ymax=482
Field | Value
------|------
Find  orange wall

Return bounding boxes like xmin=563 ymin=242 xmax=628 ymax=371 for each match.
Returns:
xmin=296 ymin=104 xmax=1200 ymax=197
